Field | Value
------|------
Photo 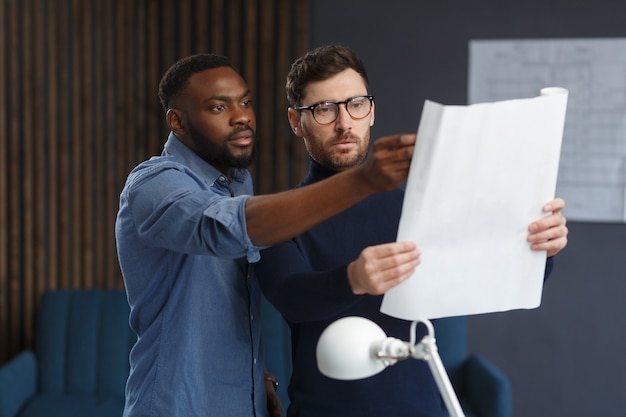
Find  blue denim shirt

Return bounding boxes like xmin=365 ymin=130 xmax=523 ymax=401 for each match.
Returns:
xmin=116 ymin=133 xmax=267 ymax=417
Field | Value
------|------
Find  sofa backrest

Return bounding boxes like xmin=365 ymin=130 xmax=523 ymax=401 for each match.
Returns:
xmin=35 ymin=290 xmax=135 ymax=397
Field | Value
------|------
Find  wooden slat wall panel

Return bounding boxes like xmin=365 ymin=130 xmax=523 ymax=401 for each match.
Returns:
xmin=0 ymin=0 xmax=8 ymax=365
xmin=32 ymin=0 xmax=47 ymax=334
xmin=45 ymin=0 xmax=60 ymax=290
xmin=0 ymin=0 xmax=310 ymax=364
xmin=7 ymin=0 xmax=22 ymax=358
xmin=21 ymin=0 xmax=36 ymax=353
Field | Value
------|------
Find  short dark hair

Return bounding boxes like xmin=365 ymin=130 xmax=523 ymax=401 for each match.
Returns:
xmin=158 ymin=53 xmax=238 ymax=111
xmin=285 ymin=45 xmax=369 ymax=108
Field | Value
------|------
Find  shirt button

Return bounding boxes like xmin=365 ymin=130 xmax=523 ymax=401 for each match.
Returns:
xmin=254 ymin=358 xmax=257 ymax=364
xmin=250 ymin=314 xmax=254 ymax=321
xmin=218 ymin=175 xmax=227 ymax=182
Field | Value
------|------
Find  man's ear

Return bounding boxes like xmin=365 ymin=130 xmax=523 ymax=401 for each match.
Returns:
xmin=166 ymin=109 xmax=186 ymax=135
xmin=369 ymin=101 xmax=375 ymax=127
xmin=287 ymin=108 xmax=304 ymax=138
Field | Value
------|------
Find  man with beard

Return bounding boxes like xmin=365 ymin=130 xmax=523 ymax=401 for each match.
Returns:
xmin=253 ymin=45 xmax=569 ymax=416
xmin=115 ymin=53 xmax=419 ymax=417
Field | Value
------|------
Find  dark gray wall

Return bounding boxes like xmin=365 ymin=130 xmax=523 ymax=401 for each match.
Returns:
xmin=310 ymin=2 xmax=626 ymax=416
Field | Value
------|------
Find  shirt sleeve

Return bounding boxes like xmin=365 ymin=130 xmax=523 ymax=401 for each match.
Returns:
xmin=125 ymin=163 xmax=263 ymax=261
xmin=253 ymin=239 xmax=361 ymax=323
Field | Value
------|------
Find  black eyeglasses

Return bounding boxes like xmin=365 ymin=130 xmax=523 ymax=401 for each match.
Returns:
xmin=295 ymin=95 xmax=374 ymax=125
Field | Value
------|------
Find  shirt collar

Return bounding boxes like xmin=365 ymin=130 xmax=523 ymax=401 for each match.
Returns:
xmin=300 ymin=157 xmax=338 ymax=186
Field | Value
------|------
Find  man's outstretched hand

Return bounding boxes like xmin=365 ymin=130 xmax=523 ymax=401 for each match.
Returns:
xmin=356 ymin=133 xmax=416 ymax=193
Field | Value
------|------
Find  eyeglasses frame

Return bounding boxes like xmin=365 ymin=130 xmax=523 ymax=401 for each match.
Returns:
xmin=294 ymin=95 xmax=374 ymax=125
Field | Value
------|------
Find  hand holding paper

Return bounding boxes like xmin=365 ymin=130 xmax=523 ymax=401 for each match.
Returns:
xmin=527 ymin=197 xmax=568 ymax=258
xmin=381 ymin=88 xmax=568 ymax=320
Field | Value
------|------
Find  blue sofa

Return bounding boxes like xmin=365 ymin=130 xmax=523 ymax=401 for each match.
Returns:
xmin=0 ymin=290 xmax=135 ymax=417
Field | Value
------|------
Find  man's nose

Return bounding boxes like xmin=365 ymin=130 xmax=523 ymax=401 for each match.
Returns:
xmin=334 ymin=104 xmax=353 ymax=130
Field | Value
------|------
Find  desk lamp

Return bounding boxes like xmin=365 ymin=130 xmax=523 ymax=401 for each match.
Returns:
xmin=316 ymin=316 xmax=465 ymax=417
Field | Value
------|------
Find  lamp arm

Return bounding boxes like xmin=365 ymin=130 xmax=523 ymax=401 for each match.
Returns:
xmin=411 ymin=334 xmax=466 ymax=417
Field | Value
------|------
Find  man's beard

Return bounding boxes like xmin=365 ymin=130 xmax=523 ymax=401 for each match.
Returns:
xmin=188 ymin=123 xmax=257 ymax=169
xmin=325 ymin=151 xmax=365 ymax=171
xmin=304 ymin=133 xmax=368 ymax=171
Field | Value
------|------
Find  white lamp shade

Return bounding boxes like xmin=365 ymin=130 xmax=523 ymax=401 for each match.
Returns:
xmin=316 ymin=316 xmax=388 ymax=380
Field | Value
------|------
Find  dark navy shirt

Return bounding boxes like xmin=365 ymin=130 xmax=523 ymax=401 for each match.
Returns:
xmin=116 ymin=133 xmax=268 ymax=417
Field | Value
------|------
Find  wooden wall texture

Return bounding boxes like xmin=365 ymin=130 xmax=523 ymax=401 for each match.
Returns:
xmin=0 ymin=0 xmax=310 ymax=364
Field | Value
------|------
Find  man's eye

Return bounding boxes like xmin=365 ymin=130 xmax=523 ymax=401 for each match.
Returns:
xmin=241 ymin=99 xmax=253 ymax=107
xmin=211 ymin=105 xmax=226 ymax=112
xmin=316 ymin=105 xmax=333 ymax=114
xmin=349 ymin=98 xmax=367 ymax=109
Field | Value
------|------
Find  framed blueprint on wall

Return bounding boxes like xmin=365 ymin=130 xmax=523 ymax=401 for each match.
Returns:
xmin=469 ymin=38 xmax=626 ymax=223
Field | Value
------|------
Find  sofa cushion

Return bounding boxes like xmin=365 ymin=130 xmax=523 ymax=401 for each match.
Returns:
xmin=0 ymin=351 xmax=37 ymax=417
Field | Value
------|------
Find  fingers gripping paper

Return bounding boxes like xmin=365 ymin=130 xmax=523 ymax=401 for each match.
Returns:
xmin=381 ymin=88 xmax=568 ymax=320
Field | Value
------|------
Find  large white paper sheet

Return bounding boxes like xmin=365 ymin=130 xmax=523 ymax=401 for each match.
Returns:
xmin=380 ymin=88 xmax=568 ymax=320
